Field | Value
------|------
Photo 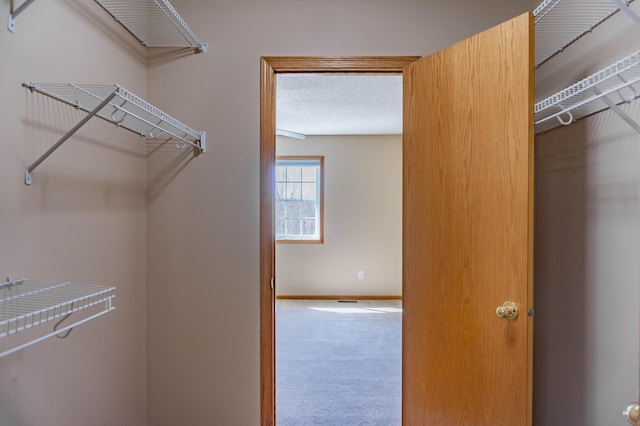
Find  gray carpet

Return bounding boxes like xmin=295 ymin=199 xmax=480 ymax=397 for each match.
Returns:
xmin=276 ymin=299 xmax=402 ymax=426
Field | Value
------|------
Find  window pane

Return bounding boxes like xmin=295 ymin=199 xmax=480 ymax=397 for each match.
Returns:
xmin=287 ymin=183 xmax=300 ymax=199
xmin=286 ymin=218 xmax=301 ymax=235
xmin=303 ymin=219 xmax=316 ymax=235
xmin=302 ymin=200 xmax=316 ymax=218
xmin=276 ymin=218 xmax=285 ymax=236
xmin=275 ymin=183 xmax=287 ymax=201
xmin=275 ymin=166 xmax=286 ymax=182
xmin=276 ymin=200 xmax=286 ymax=218
xmin=301 ymin=166 xmax=316 ymax=182
xmin=286 ymin=166 xmax=301 ymax=182
xmin=286 ymin=201 xmax=301 ymax=218
xmin=301 ymin=183 xmax=316 ymax=200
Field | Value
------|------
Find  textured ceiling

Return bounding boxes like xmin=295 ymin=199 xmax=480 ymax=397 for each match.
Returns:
xmin=276 ymin=74 xmax=402 ymax=136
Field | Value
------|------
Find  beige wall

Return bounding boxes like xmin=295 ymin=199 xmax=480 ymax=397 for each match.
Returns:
xmin=0 ymin=1 xmax=147 ymax=425
xmin=535 ymin=117 xmax=640 ymax=426
xmin=534 ymin=7 xmax=640 ymax=426
xmin=276 ymin=135 xmax=401 ymax=297
xmin=146 ymin=1 xmax=530 ymax=424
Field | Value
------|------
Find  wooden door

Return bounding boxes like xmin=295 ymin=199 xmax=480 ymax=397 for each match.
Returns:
xmin=402 ymin=12 xmax=534 ymax=425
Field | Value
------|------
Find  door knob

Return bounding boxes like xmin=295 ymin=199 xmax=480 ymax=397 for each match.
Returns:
xmin=624 ymin=403 xmax=640 ymax=425
xmin=496 ymin=301 xmax=519 ymax=320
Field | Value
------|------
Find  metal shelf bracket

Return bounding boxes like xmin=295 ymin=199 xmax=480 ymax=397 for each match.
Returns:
xmin=595 ymin=88 xmax=640 ymax=134
xmin=612 ymin=0 xmax=640 ymax=24
xmin=24 ymin=89 xmax=117 ymax=185
xmin=7 ymin=0 xmax=35 ymax=33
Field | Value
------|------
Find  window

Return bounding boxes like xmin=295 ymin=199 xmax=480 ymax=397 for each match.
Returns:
xmin=275 ymin=156 xmax=324 ymax=243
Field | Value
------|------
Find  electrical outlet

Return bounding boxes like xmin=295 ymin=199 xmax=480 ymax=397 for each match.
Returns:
xmin=357 ymin=270 xmax=364 ymax=280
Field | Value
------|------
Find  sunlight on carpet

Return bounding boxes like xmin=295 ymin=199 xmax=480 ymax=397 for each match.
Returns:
xmin=308 ymin=306 xmax=402 ymax=314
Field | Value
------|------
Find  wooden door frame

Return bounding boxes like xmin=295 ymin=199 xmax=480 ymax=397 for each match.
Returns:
xmin=260 ymin=56 xmax=420 ymax=425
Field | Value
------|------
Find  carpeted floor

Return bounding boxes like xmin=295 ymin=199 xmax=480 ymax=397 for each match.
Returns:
xmin=276 ymin=299 xmax=402 ymax=426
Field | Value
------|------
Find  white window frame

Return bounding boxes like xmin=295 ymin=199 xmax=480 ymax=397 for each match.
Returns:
xmin=275 ymin=156 xmax=324 ymax=243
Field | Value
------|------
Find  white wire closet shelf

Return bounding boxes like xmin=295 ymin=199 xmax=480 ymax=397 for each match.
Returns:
xmin=22 ymin=82 xmax=206 ymax=185
xmin=534 ymin=50 xmax=640 ymax=134
xmin=94 ymin=0 xmax=207 ymax=52
xmin=0 ymin=278 xmax=115 ymax=359
xmin=534 ymin=0 xmax=639 ymax=67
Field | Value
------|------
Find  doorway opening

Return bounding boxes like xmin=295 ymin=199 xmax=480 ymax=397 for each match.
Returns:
xmin=262 ymin=20 xmax=535 ymax=423
xmin=260 ymin=57 xmax=419 ymax=424
xmin=274 ymin=72 xmax=403 ymax=424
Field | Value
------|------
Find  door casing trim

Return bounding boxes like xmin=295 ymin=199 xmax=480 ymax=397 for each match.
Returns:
xmin=260 ymin=56 xmax=420 ymax=425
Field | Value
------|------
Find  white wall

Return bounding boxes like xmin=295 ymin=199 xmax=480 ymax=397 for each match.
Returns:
xmin=276 ymin=135 xmax=402 ymax=297
xmin=0 ymin=1 xmax=148 ymax=425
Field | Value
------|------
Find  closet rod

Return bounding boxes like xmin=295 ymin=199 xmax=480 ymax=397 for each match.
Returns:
xmin=7 ymin=0 xmax=35 ymax=33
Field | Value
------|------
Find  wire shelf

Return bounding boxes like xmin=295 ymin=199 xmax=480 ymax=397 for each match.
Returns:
xmin=94 ymin=0 xmax=207 ymax=52
xmin=24 ymin=83 xmax=204 ymax=147
xmin=534 ymin=50 xmax=640 ymax=134
xmin=534 ymin=0 xmax=637 ymax=67
xmin=22 ymin=82 xmax=205 ymax=185
xmin=0 ymin=278 xmax=115 ymax=358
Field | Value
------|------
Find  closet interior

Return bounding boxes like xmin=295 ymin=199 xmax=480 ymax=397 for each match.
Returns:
xmin=1 ymin=0 xmax=205 ymax=359
xmin=2 ymin=0 xmax=638 ymax=421
xmin=533 ymin=0 xmax=640 ymax=424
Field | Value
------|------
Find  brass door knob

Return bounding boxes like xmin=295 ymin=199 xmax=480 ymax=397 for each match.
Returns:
xmin=624 ymin=403 xmax=640 ymax=425
xmin=496 ymin=301 xmax=519 ymax=320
